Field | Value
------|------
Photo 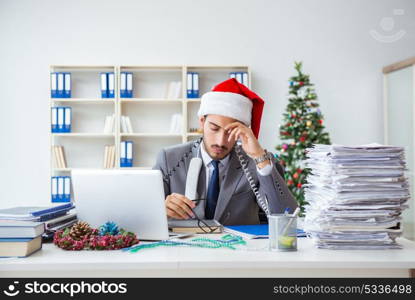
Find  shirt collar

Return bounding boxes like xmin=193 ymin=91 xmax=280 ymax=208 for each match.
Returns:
xmin=200 ymin=141 xmax=231 ymax=168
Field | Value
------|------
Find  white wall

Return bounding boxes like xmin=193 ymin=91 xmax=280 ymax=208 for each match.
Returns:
xmin=0 ymin=0 xmax=414 ymax=208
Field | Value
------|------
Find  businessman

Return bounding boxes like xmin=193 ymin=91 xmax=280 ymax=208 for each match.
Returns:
xmin=153 ymin=78 xmax=298 ymax=225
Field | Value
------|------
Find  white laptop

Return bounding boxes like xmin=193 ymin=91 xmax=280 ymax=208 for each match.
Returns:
xmin=72 ymin=169 xmax=183 ymax=241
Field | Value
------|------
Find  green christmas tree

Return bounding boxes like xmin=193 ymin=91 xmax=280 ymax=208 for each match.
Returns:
xmin=275 ymin=62 xmax=331 ymax=213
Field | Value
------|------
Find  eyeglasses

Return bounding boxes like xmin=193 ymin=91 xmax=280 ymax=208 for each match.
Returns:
xmin=191 ymin=199 xmax=222 ymax=234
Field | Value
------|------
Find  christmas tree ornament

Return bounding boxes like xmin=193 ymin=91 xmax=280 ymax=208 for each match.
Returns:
xmin=306 ymin=121 xmax=312 ymax=127
xmin=99 ymin=221 xmax=119 ymax=236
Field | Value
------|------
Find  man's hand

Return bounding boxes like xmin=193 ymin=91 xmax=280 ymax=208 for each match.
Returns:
xmin=165 ymin=193 xmax=196 ymax=219
xmin=225 ymin=122 xmax=265 ymax=158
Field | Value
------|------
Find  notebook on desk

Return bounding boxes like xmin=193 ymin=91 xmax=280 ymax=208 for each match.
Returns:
xmin=224 ymin=224 xmax=306 ymax=239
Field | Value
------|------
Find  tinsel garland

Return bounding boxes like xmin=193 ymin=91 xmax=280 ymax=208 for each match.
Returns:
xmin=53 ymin=221 xmax=139 ymax=251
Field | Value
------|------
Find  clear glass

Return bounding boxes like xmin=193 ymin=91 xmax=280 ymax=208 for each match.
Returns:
xmin=268 ymin=214 xmax=297 ymax=251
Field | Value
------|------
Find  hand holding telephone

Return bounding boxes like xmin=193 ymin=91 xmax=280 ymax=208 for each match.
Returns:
xmin=164 ymin=136 xmax=275 ymax=219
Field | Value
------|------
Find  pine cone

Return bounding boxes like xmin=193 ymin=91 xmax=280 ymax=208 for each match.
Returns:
xmin=69 ymin=221 xmax=92 ymax=240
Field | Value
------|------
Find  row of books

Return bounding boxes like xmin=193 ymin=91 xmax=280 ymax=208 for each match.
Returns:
xmin=120 ymin=141 xmax=133 ymax=167
xmin=50 ymin=72 xmax=71 ymax=98
xmin=120 ymin=115 xmax=134 ymax=133
xmin=52 ymin=145 xmax=67 ymax=169
xmin=169 ymin=113 xmax=182 ymax=134
xmin=51 ymin=107 xmax=72 ymax=133
xmin=0 ymin=203 xmax=76 ymax=257
xmin=51 ymin=176 xmax=71 ymax=202
xmin=164 ymin=81 xmax=182 ymax=99
xmin=104 ymin=145 xmax=116 ymax=168
xmin=100 ymin=72 xmax=115 ymax=98
xmin=103 ymin=113 xmax=116 ymax=134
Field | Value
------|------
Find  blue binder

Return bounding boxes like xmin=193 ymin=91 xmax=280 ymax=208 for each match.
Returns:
xmin=57 ymin=107 xmax=65 ymax=133
xmin=126 ymin=72 xmax=133 ymax=98
xmin=64 ymin=176 xmax=71 ymax=202
xmin=120 ymin=72 xmax=127 ymax=98
xmin=120 ymin=141 xmax=133 ymax=167
xmin=51 ymin=107 xmax=58 ymax=133
xmin=63 ymin=72 xmax=71 ymax=98
xmin=63 ymin=107 xmax=72 ymax=133
xmin=57 ymin=72 xmax=64 ymax=98
xmin=51 ymin=72 xmax=58 ymax=98
xmin=108 ymin=72 xmax=115 ymax=98
xmin=51 ymin=176 xmax=58 ymax=202
xmin=186 ymin=72 xmax=193 ymax=98
xmin=186 ymin=72 xmax=199 ymax=98
xmin=242 ymin=72 xmax=249 ymax=86
xmin=100 ymin=72 xmax=108 ymax=98
xmin=126 ymin=141 xmax=133 ymax=167
xmin=192 ymin=72 xmax=199 ymax=98
xmin=120 ymin=141 xmax=126 ymax=166
xmin=57 ymin=176 xmax=64 ymax=202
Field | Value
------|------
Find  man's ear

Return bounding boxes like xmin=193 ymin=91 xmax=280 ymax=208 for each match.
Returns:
xmin=198 ymin=116 xmax=205 ymax=131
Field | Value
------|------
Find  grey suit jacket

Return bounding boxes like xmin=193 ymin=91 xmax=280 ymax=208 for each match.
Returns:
xmin=153 ymin=140 xmax=298 ymax=225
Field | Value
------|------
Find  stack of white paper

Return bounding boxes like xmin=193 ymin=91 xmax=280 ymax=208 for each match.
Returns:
xmin=303 ymin=143 xmax=410 ymax=250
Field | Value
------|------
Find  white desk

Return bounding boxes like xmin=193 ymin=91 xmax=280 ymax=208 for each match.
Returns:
xmin=1 ymin=236 xmax=415 ymax=277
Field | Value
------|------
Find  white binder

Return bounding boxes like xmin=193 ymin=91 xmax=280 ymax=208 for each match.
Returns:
xmin=242 ymin=72 xmax=249 ymax=86
xmin=58 ymin=176 xmax=64 ymax=201
xmin=64 ymin=177 xmax=71 ymax=202
xmin=57 ymin=107 xmax=64 ymax=132
xmin=57 ymin=73 xmax=64 ymax=97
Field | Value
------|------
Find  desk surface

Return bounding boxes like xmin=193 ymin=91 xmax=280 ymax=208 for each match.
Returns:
xmin=1 ymin=236 xmax=415 ymax=277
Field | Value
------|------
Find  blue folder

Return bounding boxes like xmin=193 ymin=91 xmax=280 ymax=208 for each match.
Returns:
xmin=225 ymin=224 xmax=306 ymax=238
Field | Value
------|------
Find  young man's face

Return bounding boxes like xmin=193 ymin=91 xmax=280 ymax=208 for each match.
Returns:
xmin=199 ymin=114 xmax=238 ymax=160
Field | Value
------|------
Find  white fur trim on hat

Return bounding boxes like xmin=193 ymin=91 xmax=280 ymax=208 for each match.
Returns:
xmin=197 ymin=91 xmax=252 ymax=125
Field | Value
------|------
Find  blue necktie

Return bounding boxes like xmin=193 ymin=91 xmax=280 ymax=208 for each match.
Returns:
xmin=205 ymin=160 xmax=220 ymax=219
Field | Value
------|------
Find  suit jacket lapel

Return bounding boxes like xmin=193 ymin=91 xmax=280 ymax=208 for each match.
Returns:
xmin=214 ymin=149 xmax=243 ymax=221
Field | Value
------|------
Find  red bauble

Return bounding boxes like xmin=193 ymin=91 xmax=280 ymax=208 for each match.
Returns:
xmin=287 ymin=180 xmax=294 ymax=186
xmin=297 ymin=168 xmax=302 ymax=173
xmin=299 ymin=136 xmax=306 ymax=142
xmin=318 ymin=119 xmax=323 ymax=125
xmin=297 ymin=183 xmax=302 ymax=188
xmin=299 ymin=82 xmax=304 ymax=86
xmin=293 ymin=173 xmax=299 ymax=179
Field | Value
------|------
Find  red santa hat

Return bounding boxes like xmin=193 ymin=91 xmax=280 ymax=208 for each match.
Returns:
xmin=197 ymin=78 xmax=264 ymax=139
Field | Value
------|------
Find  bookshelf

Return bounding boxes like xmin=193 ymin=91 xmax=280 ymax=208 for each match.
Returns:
xmin=49 ymin=65 xmax=250 ymax=200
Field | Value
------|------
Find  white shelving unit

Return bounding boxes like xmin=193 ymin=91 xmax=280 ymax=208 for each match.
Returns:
xmin=49 ymin=65 xmax=250 ymax=198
